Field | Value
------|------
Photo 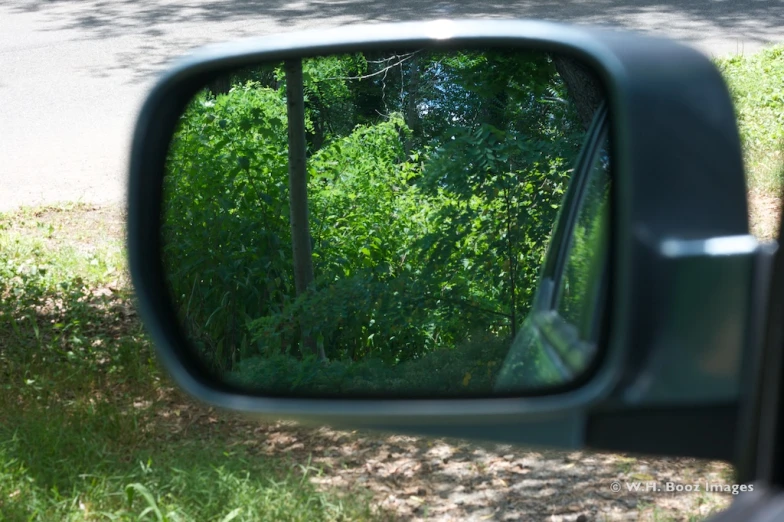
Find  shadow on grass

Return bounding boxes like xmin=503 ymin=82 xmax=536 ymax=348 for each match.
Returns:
xmin=0 ymin=251 xmax=378 ymax=520
xmin=0 ymin=410 xmax=377 ymax=520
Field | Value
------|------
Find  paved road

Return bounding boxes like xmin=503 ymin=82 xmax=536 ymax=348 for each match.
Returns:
xmin=1 ymin=0 xmax=783 ymax=211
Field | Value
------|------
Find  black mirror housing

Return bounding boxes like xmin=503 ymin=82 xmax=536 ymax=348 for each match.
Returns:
xmin=128 ymin=19 xmax=759 ymax=464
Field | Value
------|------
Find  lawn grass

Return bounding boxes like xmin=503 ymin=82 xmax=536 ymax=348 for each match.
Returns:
xmin=0 ymin=204 xmax=378 ymax=521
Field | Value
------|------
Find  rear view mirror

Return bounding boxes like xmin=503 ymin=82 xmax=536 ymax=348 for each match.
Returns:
xmin=160 ymin=47 xmax=610 ymax=397
xmin=129 ymin=20 xmax=757 ymax=463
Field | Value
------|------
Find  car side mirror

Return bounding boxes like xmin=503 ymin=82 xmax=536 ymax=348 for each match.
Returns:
xmin=128 ymin=19 xmax=760 ymax=469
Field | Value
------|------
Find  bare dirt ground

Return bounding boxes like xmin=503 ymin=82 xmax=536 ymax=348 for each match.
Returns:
xmin=748 ymin=189 xmax=782 ymax=241
xmin=151 ymin=389 xmax=736 ymax=521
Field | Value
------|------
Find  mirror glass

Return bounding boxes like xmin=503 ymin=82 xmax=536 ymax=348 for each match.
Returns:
xmin=161 ymin=47 xmax=610 ymax=397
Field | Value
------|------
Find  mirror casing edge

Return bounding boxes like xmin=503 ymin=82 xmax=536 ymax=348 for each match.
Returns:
xmin=128 ymin=19 xmax=753 ymax=461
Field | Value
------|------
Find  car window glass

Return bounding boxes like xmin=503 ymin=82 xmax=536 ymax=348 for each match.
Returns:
xmin=555 ymin=137 xmax=610 ymax=341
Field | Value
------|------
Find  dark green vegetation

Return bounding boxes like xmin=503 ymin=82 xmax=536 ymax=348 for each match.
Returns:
xmin=0 ymin=205 xmax=378 ymax=521
xmin=162 ymin=49 xmax=599 ymax=395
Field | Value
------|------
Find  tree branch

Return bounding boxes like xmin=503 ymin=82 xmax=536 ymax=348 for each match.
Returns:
xmin=320 ymin=51 xmax=421 ymax=81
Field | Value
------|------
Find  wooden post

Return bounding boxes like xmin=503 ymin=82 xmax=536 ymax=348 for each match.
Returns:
xmin=285 ymin=59 xmax=326 ymax=362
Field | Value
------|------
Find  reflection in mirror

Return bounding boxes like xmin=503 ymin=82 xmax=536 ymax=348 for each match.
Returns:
xmin=495 ymin=135 xmax=610 ymax=392
xmin=161 ymin=47 xmax=610 ymax=397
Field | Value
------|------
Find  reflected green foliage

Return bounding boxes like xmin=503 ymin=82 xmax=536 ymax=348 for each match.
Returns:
xmin=164 ymin=86 xmax=292 ymax=370
xmin=231 ymin=332 xmax=512 ymax=395
xmin=162 ymin=48 xmax=602 ymax=396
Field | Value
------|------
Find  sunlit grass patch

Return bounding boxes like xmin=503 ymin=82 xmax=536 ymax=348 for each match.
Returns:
xmin=716 ymin=45 xmax=784 ymax=240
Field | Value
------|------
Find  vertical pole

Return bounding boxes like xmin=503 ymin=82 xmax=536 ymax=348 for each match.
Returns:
xmin=285 ymin=59 xmax=326 ymax=362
